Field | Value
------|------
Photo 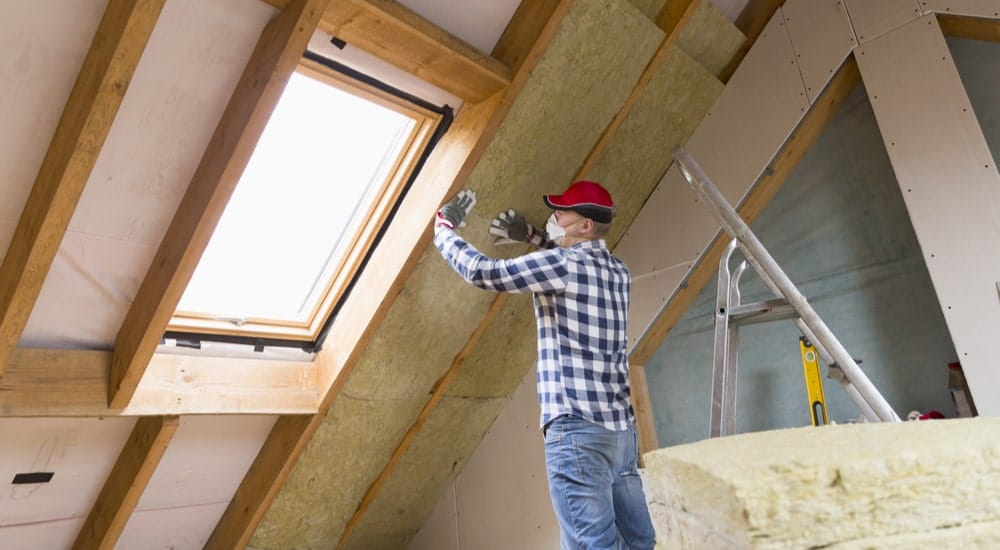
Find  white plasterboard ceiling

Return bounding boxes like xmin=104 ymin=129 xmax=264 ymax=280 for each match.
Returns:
xmin=0 ymin=0 xmax=519 ymax=547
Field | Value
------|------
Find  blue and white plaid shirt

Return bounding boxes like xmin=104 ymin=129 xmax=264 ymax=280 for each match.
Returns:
xmin=434 ymin=228 xmax=635 ymax=431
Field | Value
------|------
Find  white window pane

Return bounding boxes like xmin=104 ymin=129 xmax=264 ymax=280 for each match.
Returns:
xmin=178 ymin=72 xmax=415 ymax=321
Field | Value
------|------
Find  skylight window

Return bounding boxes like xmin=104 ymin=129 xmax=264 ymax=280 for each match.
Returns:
xmin=169 ymin=61 xmax=442 ymax=342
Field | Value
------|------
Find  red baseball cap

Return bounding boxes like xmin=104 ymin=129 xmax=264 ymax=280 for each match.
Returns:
xmin=543 ymin=180 xmax=614 ymax=223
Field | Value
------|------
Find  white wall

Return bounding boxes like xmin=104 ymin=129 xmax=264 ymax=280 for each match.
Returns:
xmin=409 ymin=366 xmax=560 ymax=550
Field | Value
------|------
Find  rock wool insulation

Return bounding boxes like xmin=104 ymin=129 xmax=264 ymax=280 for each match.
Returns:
xmin=644 ymin=417 xmax=1000 ymax=549
xmin=250 ymin=1 xmax=663 ymax=548
xmin=249 ymin=0 xmax=746 ymax=548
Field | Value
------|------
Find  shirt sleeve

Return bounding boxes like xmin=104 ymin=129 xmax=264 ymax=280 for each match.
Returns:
xmin=433 ymin=228 xmax=569 ymax=294
xmin=527 ymin=228 xmax=558 ymax=250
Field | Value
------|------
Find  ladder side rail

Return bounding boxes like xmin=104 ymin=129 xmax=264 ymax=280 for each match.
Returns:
xmin=727 ymin=238 xmax=881 ymax=421
xmin=673 ymin=146 xmax=900 ymax=422
xmin=723 ymin=259 xmax=748 ymax=436
xmin=710 ymin=239 xmax=739 ymax=437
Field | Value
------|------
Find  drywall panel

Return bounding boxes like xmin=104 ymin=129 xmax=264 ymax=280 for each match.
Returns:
xmin=251 ymin=0 xmax=666 ymax=546
xmin=782 ymin=0 xmax=857 ymax=103
xmin=70 ymin=0 xmax=276 ymax=246
xmin=396 ymin=0 xmax=521 ymax=53
xmin=20 ymin=231 xmax=155 ymax=348
xmin=410 ymin=367 xmax=559 ymax=550
xmin=132 ymin=415 xmax=276 ymax=510
xmin=843 ymin=0 xmax=921 ymax=44
xmin=922 ymin=0 xmax=1000 ymax=17
xmin=0 ymin=1 xmax=108 ymax=233
xmin=645 ymin=83 xmax=959 ymax=445
xmin=118 ymin=502 xmax=228 ymax=550
xmin=0 ymin=417 xmax=135 ymax=529
xmin=619 ymin=13 xmax=811 ymax=346
xmin=0 ymin=516 xmax=82 ymax=550
xmin=11 ymin=0 xmax=276 ymax=350
xmin=857 ymin=15 xmax=1000 ymax=415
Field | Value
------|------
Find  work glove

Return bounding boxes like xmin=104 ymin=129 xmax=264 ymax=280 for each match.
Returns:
xmin=435 ymin=190 xmax=477 ymax=231
xmin=489 ymin=209 xmax=538 ymax=245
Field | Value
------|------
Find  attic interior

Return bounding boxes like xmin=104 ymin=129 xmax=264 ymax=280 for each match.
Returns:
xmin=2 ymin=0 xmax=999 ymax=549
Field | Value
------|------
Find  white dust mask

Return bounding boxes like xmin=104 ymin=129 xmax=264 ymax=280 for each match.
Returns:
xmin=545 ymin=212 xmax=565 ymax=242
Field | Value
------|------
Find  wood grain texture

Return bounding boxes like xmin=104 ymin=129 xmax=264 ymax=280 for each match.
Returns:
xmin=0 ymin=0 xmax=165 ymax=375
xmin=72 ymin=415 xmax=179 ymax=550
xmin=110 ymin=0 xmax=328 ymax=408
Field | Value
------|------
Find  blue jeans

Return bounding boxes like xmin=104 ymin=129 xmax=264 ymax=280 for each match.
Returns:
xmin=543 ymin=416 xmax=656 ymax=549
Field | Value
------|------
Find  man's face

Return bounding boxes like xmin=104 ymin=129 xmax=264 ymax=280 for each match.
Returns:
xmin=553 ymin=210 xmax=587 ymax=246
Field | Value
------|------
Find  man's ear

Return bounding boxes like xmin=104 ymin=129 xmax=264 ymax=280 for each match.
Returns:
xmin=581 ymin=218 xmax=594 ymax=235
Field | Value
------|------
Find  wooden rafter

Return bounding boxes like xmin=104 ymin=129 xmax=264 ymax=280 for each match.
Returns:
xmin=719 ymin=0 xmax=786 ymax=82
xmin=72 ymin=415 xmax=180 ymax=550
xmin=1 ymin=349 xmax=317 ymax=416
xmin=204 ymin=2 xmax=573 ymax=547
xmin=629 ymin=56 xmax=862 ymax=366
xmin=109 ymin=0 xmax=329 ymax=409
xmin=938 ymin=13 xmax=1000 ymax=43
xmin=573 ymin=0 xmax=703 ymax=181
xmin=261 ymin=0 xmax=511 ymax=102
xmin=0 ymin=0 xmax=165 ymax=376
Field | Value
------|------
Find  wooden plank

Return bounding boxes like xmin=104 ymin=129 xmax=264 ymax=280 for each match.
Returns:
xmin=630 ymin=56 xmax=860 ymax=366
xmin=72 ymin=415 xmax=180 ymax=550
xmin=630 ymin=364 xmax=659 ymax=456
xmin=938 ymin=14 xmax=1000 ymax=42
xmin=0 ymin=0 xmax=165 ymax=376
xmin=492 ymin=0 xmax=562 ymax=75
xmin=205 ymin=3 xmax=575 ymax=547
xmin=0 ymin=349 xmax=317 ymax=416
xmin=719 ymin=0 xmax=785 ymax=82
xmin=109 ymin=0 xmax=329 ymax=409
xmin=262 ymin=0 xmax=511 ymax=101
xmin=574 ymin=0 xmax=703 ymax=180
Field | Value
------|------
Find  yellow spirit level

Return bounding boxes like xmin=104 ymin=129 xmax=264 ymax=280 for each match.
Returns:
xmin=799 ymin=337 xmax=829 ymax=426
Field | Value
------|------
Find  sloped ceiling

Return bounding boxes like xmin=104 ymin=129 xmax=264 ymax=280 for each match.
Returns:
xmin=0 ymin=0 xmax=748 ymax=548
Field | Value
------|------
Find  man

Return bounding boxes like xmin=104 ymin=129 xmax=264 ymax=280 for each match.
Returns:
xmin=432 ymin=180 xmax=656 ymax=550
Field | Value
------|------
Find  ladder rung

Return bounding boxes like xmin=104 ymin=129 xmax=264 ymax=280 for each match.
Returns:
xmin=729 ymin=299 xmax=797 ymax=325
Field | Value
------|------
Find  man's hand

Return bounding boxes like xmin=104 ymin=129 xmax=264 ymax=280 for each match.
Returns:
xmin=489 ymin=209 xmax=536 ymax=245
xmin=436 ymin=190 xmax=477 ymax=231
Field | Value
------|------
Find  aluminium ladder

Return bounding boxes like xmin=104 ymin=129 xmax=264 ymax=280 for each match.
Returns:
xmin=671 ymin=146 xmax=900 ymax=437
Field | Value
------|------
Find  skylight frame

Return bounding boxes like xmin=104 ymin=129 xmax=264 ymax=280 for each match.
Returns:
xmin=166 ymin=58 xmax=442 ymax=342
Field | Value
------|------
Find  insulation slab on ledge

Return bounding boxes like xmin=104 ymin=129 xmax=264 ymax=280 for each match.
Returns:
xmin=643 ymin=418 xmax=1000 ymax=549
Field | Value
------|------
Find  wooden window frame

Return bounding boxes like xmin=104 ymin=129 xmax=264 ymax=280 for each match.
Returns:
xmin=166 ymin=58 xmax=442 ymax=342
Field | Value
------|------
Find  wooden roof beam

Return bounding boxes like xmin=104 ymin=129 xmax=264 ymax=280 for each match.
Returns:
xmin=1 ymin=349 xmax=317 ymax=416
xmin=720 ymin=0 xmax=785 ymax=82
xmin=109 ymin=0 xmax=330 ymax=409
xmin=205 ymin=2 xmax=571 ymax=547
xmin=72 ymin=415 xmax=179 ymax=550
xmin=262 ymin=0 xmax=512 ymax=101
xmin=0 ymin=0 xmax=165 ymax=376
xmin=938 ymin=13 xmax=1000 ymax=43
